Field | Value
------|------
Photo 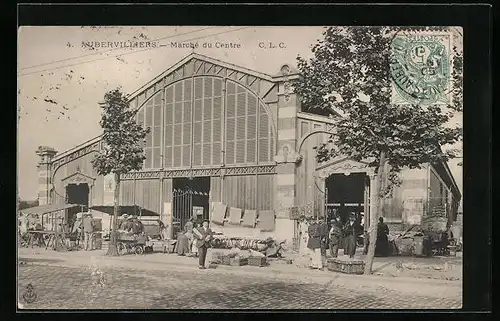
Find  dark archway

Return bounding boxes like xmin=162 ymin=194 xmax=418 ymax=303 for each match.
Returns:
xmin=66 ymin=183 xmax=89 ymax=224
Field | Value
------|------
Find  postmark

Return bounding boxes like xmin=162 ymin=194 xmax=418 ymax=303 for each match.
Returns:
xmin=390 ymin=32 xmax=452 ymax=105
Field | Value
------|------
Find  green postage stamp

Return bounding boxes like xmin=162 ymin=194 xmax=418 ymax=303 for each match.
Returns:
xmin=390 ymin=31 xmax=453 ymax=106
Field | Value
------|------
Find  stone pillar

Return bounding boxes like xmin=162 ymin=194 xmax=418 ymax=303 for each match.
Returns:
xmin=273 ymin=64 xmax=302 ymax=243
xmin=36 ymin=146 xmax=58 ymax=205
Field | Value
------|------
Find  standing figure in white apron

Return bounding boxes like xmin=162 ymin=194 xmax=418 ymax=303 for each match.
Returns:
xmin=298 ymin=218 xmax=310 ymax=256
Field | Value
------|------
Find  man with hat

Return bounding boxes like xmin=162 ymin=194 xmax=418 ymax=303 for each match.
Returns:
xmin=344 ymin=212 xmax=357 ymax=258
xmin=328 ymin=216 xmax=343 ymax=258
xmin=82 ymin=212 xmax=95 ymax=251
xmin=307 ymin=218 xmax=326 ymax=270
xmin=193 ymin=219 xmax=213 ymax=269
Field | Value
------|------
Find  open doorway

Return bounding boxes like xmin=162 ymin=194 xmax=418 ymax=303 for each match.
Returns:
xmin=66 ymin=183 xmax=89 ymax=225
xmin=172 ymin=177 xmax=210 ymax=233
xmin=325 ymin=173 xmax=367 ymax=229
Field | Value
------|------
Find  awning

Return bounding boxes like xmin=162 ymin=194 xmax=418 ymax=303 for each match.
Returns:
xmin=90 ymin=205 xmax=160 ymax=217
xmin=19 ymin=203 xmax=81 ymax=216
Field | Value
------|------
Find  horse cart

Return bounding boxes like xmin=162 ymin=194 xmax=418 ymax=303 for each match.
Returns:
xmin=116 ymin=232 xmax=147 ymax=255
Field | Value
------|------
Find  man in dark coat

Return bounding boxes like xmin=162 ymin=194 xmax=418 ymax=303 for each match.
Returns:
xmin=307 ymin=219 xmax=325 ymax=269
xmin=329 ymin=216 xmax=343 ymax=258
xmin=193 ymin=220 xmax=213 ymax=269
xmin=319 ymin=219 xmax=328 ymax=257
xmin=344 ymin=214 xmax=357 ymax=258
xmin=376 ymin=217 xmax=390 ymax=257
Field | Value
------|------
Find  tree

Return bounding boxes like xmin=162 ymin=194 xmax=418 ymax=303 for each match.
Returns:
xmin=18 ymin=198 xmax=39 ymax=210
xmin=91 ymin=88 xmax=149 ymax=256
xmin=294 ymin=26 xmax=462 ymax=274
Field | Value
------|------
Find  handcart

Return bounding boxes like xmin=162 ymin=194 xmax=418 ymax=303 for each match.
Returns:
xmin=116 ymin=232 xmax=147 ymax=255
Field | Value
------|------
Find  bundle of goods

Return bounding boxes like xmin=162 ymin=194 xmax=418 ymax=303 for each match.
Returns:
xmin=210 ymin=236 xmax=269 ymax=251
xmin=421 ymin=216 xmax=448 ymax=233
xmin=327 ymin=258 xmax=365 ymax=275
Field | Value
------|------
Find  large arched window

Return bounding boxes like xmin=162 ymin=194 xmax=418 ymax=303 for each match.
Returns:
xmin=136 ymin=75 xmax=275 ymax=170
xmin=225 ymin=80 xmax=274 ymax=164
xmin=136 ymin=90 xmax=163 ymax=169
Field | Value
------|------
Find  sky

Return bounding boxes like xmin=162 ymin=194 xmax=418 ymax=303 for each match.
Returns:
xmin=17 ymin=26 xmax=463 ymax=201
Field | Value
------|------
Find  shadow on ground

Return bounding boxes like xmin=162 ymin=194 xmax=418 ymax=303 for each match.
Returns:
xmin=19 ymin=257 xmax=65 ymax=264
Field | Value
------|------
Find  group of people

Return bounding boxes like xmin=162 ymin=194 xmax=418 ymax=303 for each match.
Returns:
xmin=300 ymin=213 xmax=361 ymax=270
xmin=67 ymin=212 xmax=97 ymax=251
xmin=18 ymin=211 xmax=98 ymax=251
xmin=176 ymin=219 xmax=213 ymax=269
xmin=118 ymin=214 xmax=144 ymax=234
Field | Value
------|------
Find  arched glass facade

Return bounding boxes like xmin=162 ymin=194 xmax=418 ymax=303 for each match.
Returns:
xmin=136 ymin=76 xmax=275 ymax=170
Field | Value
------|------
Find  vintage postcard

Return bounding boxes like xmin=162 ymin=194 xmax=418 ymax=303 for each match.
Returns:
xmin=18 ymin=26 xmax=463 ymax=310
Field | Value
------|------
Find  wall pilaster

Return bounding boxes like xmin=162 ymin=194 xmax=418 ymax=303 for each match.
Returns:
xmin=35 ymin=146 xmax=58 ymax=205
xmin=273 ymin=64 xmax=302 ymax=242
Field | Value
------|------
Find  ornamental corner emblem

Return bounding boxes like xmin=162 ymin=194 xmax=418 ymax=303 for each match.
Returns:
xmin=22 ymin=283 xmax=37 ymax=304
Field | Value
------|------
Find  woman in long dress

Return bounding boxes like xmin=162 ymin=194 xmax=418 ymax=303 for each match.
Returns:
xmin=191 ymin=223 xmax=200 ymax=257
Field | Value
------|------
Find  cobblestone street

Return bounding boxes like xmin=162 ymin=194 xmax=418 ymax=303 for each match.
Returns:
xmin=18 ymin=262 xmax=462 ymax=310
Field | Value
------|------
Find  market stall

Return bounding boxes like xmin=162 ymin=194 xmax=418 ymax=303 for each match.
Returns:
xmin=19 ymin=203 xmax=81 ymax=250
xmin=392 ymin=216 xmax=455 ymax=257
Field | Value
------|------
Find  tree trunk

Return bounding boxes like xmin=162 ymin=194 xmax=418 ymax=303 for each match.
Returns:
xmin=106 ymin=172 xmax=121 ymax=256
xmin=364 ymin=151 xmax=386 ymax=275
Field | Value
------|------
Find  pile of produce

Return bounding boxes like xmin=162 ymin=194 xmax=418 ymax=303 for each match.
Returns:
xmin=209 ymin=236 xmax=270 ymax=251
xmin=226 ymin=247 xmax=266 ymax=259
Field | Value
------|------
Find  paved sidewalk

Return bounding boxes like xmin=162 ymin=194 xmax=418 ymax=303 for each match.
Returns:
xmin=18 ymin=247 xmax=462 ymax=299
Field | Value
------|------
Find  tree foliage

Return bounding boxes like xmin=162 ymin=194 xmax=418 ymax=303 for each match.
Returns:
xmin=91 ymin=88 xmax=149 ymax=176
xmin=18 ymin=198 xmax=39 ymax=210
xmin=91 ymin=88 xmax=149 ymax=256
xmin=294 ymin=26 xmax=463 ymax=274
xmin=294 ymin=26 xmax=462 ymax=191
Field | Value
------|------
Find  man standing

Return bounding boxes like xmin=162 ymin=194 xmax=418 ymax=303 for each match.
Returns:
xmin=307 ymin=218 xmax=325 ymax=270
xmin=329 ymin=216 xmax=343 ymax=258
xmin=82 ymin=213 xmax=94 ymax=251
xmin=344 ymin=214 xmax=357 ymax=258
xmin=319 ymin=219 xmax=328 ymax=258
xmin=193 ymin=220 xmax=213 ymax=269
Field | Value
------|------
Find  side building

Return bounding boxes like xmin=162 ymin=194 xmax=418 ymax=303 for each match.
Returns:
xmin=35 ymin=53 xmax=461 ymax=244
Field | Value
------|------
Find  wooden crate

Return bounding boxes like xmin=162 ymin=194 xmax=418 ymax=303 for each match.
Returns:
xmin=248 ymin=256 xmax=267 ymax=267
xmin=327 ymin=258 xmax=365 ymax=275
xmin=222 ymin=255 xmax=231 ymax=265
xmin=210 ymin=252 xmax=225 ymax=264
xmin=229 ymin=257 xmax=248 ymax=266
xmin=93 ymin=238 xmax=102 ymax=250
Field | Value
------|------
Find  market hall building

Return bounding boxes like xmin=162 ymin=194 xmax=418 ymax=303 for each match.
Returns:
xmin=35 ymin=53 xmax=461 ymax=244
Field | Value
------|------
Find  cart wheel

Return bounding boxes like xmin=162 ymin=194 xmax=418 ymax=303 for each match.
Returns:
xmin=117 ymin=243 xmax=126 ymax=256
xmin=135 ymin=246 xmax=144 ymax=255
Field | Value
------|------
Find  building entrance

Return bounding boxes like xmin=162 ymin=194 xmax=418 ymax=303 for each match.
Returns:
xmin=66 ymin=183 xmax=89 ymax=223
xmin=172 ymin=177 xmax=211 ymax=234
xmin=325 ymin=173 xmax=368 ymax=229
